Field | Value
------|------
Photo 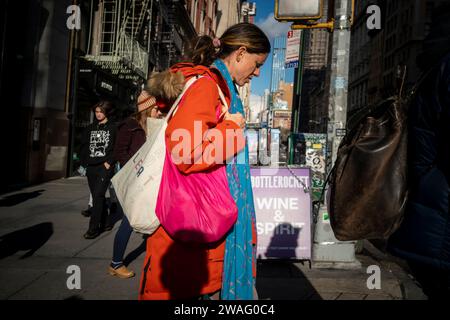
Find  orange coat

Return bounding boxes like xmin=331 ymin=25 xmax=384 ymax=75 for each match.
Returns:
xmin=139 ymin=63 xmax=245 ymax=300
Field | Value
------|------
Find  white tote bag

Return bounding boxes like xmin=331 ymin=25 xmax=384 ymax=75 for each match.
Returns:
xmin=111 ymin=76 xmax=202 ymax=234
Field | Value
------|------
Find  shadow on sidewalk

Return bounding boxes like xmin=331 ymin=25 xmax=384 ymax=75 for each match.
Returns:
xmin=64 ymin=295 xmax=84 ymax=300
xmin=123 ymin=236 xmax=148 ymax=267
xmin=256 ymin=223 xmax=322 ymax=300
xmin=0 ymin=190 xmax=45 ymax=207
xmin=0 ymin=222 xmax=53 ymax=259
xmin=256 ymin=260 xmax=322 ymax=300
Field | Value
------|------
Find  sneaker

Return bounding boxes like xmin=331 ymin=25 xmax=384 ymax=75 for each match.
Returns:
xmin=108 ymin=265 xmax=135 ymax=279
xmin=83 ymin=229 xmax=100 ymax=239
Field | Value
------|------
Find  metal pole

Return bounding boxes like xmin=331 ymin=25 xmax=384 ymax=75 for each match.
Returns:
xmin=312 ymin=0 xmax=360 ymax=269
xmin=327 ymin=0 xmax=351 ymax=169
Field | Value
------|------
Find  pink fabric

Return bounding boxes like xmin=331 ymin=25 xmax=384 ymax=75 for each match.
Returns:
xmin=155 ymin=148 xmax=238 ymax=243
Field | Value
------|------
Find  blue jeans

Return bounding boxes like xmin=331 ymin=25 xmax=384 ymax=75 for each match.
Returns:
xmin=111 ymin=206 xmax=133 ymax=266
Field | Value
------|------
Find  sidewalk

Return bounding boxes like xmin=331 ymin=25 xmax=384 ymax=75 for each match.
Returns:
xmin=0 ymin=177 xmax=427 ymax=300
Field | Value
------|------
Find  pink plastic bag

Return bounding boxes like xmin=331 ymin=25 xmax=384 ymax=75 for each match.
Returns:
xmin=155 ymin=148 xmax=238 ymax=243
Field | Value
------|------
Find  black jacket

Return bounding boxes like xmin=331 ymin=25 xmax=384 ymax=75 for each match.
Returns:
xmin=114 ymin=118 xmax=146 ymax=167
xmin=80 ymin=121 xmax=117 ymax=167
xmin=388 ymin=53 xmax=450 ymax=270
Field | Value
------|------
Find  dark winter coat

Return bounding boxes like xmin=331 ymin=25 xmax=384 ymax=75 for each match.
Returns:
xmin=387 ymin=53 xmax=450 ymax=270
xmin=113 ymin=117 xmax=146 ymax=167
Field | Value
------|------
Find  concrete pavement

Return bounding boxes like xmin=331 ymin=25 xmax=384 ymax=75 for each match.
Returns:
xmin=0 ymin=177 xmax=427 ymax=300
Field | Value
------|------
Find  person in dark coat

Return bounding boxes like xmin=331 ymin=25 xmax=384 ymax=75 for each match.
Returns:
xmin=80 ymin=101 xmax=117 ymax=239
xmin=107 ymin=90 xmax=158 ymax=279
xmin=387 ymin=3 xmax=450 ymax=299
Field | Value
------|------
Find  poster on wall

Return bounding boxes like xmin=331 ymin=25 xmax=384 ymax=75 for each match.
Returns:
xmin=290 ymin=133 xmax=327 ymax=201
xmin=251 ymin=167 xmax=311 ymax=260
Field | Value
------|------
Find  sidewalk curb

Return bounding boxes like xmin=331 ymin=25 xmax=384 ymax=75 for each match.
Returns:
xmin=362 ymin=240 xmax=427 ymax=300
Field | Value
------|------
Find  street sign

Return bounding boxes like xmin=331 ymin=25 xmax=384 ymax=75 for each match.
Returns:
xmin=285 ymin=30 xmax=301 ymax=69
xmin=285 ymin=61 xmax=299 ymax=68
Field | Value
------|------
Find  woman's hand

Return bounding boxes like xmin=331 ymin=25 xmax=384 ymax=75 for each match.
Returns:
xmin=104 ymin=162 xmax=111 ymax=170
xmin=224 ymin=111 xmax=245 ymax=129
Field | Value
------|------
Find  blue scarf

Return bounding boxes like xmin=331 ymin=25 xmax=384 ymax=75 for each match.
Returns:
xmin=213 ymin=59 xmax=257 ymax=300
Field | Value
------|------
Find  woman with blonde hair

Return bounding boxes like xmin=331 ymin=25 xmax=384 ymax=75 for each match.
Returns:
xmin=139 ymin=22 xmax=270 ymax=300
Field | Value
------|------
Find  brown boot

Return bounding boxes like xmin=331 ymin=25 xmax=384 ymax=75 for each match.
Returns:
xmin=108 ymin=265 xmax=135 ymax=279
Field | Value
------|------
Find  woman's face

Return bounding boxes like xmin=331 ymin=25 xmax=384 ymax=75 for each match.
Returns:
xmin=95 ymin=107 xmax=106 ymax=122
xmin=231 ymin=49 xmax=268 ymax=86
xmin=150 ymin=107 xmax=163 ymax=118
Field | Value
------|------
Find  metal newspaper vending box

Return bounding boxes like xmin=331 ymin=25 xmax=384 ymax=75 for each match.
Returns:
xmin=251 ymin=167 xmax=312 ymax=260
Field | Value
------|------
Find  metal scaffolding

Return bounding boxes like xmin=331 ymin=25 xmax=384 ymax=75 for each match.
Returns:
xmin=84 ymin=0 xmax=151 ymax=80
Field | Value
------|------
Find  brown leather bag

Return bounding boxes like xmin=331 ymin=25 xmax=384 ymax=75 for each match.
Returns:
xmin=328 ymin=95 xmax=410 ymax=241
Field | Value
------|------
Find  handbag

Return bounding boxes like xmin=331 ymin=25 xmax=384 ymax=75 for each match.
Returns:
xmin=155 ymin=82 xmax=238 ymax=243
xmin=111 ymin=76 xmax=203 ymax=234
xmin=328 ymin=96 xmax=409 ymax=240
xmin=327 ymin=68 xmax=432 ymax=241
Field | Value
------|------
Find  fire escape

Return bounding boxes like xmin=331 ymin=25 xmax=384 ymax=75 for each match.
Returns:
xmin=85 ymin=0 xmax=151 ymax=80
xmin=151 ymin=0 xmax=188 ymax=71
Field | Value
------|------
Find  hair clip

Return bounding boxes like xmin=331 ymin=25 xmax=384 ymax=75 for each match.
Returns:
xmin=212 ymin=38 xmax=221 ymax=48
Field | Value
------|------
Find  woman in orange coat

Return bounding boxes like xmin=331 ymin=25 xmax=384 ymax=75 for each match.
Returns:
xmin=139 ymin=23 xmax=270 ymax=300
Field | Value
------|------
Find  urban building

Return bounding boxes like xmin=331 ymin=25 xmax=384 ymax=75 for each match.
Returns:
xmin=69 ymin=0 xmax=197 ymax=175
xmin=349 ymin=0 xmax=448 ymax=119
xmin=0 ymin=0 xmax=257 ymax=191
xmin=0 ymin=0 xmax=199 ymax=191
xmin=216 ymin=0 xmax=241 ymax=37
xmin=0 ymin=0 xmax=73 ymax=191
xmin=273 ymin=81 xmax=294 ymax=110
xmin=186 ymin=0 xmax=218 ymax=36
xmin=348 ymin=0 xmax=371 ymax=114
xmin=270 ymin=36 xmax=287 ymax=93
xmin=297 ymin=1 xmax=330 ymax=134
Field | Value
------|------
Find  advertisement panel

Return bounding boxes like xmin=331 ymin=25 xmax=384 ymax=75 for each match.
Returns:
xmin=251 ymin=167 xmax=311 ymax=260
xmin=290 ymin=133 xmax=327 ymax=201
